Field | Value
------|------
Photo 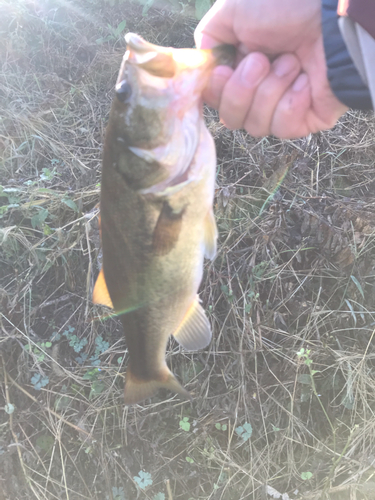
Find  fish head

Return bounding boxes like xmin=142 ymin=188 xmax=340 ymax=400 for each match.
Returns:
xmin=107 ymin=33 xmax=235 ymax=191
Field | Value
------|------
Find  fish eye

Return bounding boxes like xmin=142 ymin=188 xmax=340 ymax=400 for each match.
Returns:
xmin=115 ymin=80 xmax=132 ymax=103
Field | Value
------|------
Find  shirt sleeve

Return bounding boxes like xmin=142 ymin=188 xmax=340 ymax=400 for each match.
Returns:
xmin=321 ymin=0 xmax=374 ymax=110
xmin=346 ymin=0 xmax=375 ymax=39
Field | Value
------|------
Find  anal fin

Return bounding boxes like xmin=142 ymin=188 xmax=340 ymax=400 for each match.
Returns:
xmin=124 ymin=366 xmax=191 ymax=405
xmin=93 ymin=268 xmax=114 ymax=309
xmin=173 ymin=297 xmax=212 ymax=351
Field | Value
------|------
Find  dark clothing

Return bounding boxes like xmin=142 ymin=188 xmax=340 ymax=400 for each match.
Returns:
xmin=322 ymin=0 xmax=374 ymax=110
xmin=347 ymin=0 xmax=375 ymax=38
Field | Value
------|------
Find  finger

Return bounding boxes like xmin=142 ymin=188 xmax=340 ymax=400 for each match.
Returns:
xmin=271 ymin=73 xmax=312 ymax=138
xmin=243 ymin=54 xmax=301 ymax=137
xmin=218 ymin=52 xmax=270 ymax=130
xmin=202 ymin=65 xmax=233 ymax=109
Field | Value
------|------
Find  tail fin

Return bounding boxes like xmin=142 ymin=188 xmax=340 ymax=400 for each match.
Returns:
xmin=123 ymin=366 xmax=191 ymax=405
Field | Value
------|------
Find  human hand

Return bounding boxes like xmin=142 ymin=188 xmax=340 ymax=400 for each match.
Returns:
xmin=195 ymin=0 xmax=348 ymax=138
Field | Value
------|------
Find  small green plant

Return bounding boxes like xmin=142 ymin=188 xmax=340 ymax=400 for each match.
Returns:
xmin=215 ymin=423 xmax=227 ymax=431
xmin=54 ymin=394 xmax=71 ymax=411
xmin=0 ymin=186 xmax=22 ymax=216
xmin=221 ymin=284 xmax=234 ymax=303
xmin=62 ymin=326 xmax=88 ymax=353
xmin=91 ymin=335 xmax=110 ymax=364
xmin=31 ymin=373 xmax=49 ymax=390
xmin=61 ymin=195 xmax=78 ymax=212
xmin=36 ymin=434 xmax=54 ymax=453
xmin=39 ymin=167 xmax=55 ymax=181
xmin=31 ymin=208 xmax=49 ymax=230
xmin=296 ymin=347 xmax=314 ymax=367
xmin=25 ymin=341 xmax=52 ymax=362
xmin=4 ymin=403 xmax=15 ymax=414
xmin=186 ymin=456 xmax=194 ymax=463
xmin=213 ymin=470 xmax=229 ymax=490
xmin=109 ymin=486 xmax=126 ymax=500
xmin=179 ymin=417 xmax=191 ymax=432
xmin=133 ymin=470 xmax=153 ymax=490
xmin=152 ymin=494 xmax=165 ymax=500
xmin=96 ymin=20 xmax=127 ymax=44
xmin=301 ymin=471 xmax=313 ymax=481
xmin=297 ymin=348 xmax=335 ymax=449
xmin=83 ymin=368 xmax=106 ymax=399
xmin=235 ymin=422 xmax=252 ymax=442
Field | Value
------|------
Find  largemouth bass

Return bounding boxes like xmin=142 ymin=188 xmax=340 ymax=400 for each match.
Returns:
xmin=93 ymin=33 xmax=234 ymax=405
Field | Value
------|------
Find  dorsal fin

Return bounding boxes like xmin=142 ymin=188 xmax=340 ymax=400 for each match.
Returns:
xmin=93 ymin=268 xmax=114 ymax=309
xmin=173 ymin=297 xmax=212 ymax=351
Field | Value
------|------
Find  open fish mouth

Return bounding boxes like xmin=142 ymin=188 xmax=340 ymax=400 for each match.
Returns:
xmin=124 ymin=32 xmax=236 ymax=78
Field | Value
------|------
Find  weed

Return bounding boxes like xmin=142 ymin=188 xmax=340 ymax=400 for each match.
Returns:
xmin=152 ymin=494 xmax=165 ymax=500
xmin=109 ymin=486 xmax=126 ymax=500
xmin=4 ymin=403 xmax=15 ymax=415
xmin=63 ymin=328 xmax=88 ymax=353
xmin=0 ymin=186 xmax=22 ymax=216
xmin=133 ymin=470 xmax=153 ymax=490
xmin=235 ymin=422 xmax=253 ymax=442
xmin=215 ymin=423 xmax=227 ymax=431
xmin=61 ymin=195 xmax=79 ymax=212
xmin=24 ymin=341 xmax=52 ymax=363
xmin=36 ymin=435 xmax=54 ymax=453
xmin=221 ymin=283 xmax=234 ymax=303
xmin=297 ymin=348 xmax=336 ymax=450
xmin=179 ymin=416 xmax=191 ymax=432
xmin=30 ymin=207 xmax=50 ymax=230
xmin=96 ymin=20 xmax=127 ymax=45
xmin=30 ymin=373 xmax=49 ymax=390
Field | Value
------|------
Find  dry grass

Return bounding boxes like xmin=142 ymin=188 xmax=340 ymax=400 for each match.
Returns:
xmin=1 ymin=1 xmax=375 ymax=499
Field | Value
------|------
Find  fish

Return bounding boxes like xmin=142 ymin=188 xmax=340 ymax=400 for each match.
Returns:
xmin=93 ymin=33 xmax=234 ymax=405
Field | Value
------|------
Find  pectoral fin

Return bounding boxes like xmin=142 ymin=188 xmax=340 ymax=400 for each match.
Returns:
xmin=203 ymin=209 xmax=218 ymax=260
xmin=152 ymin=201 xmax=185 ymax=256
xmin=123 ymin=366 xmax=191 ymax=405
xmin=93 ymin=268 xmax=114 ymax=309
xmin=173 ymin=297 xmax=212 ymax=351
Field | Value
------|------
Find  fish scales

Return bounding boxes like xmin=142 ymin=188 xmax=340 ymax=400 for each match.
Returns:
xmin=93 ymin=33 xmax=234 ymax=405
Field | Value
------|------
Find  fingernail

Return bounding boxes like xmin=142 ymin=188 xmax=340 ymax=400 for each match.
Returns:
xmin=273 ymin=55 xmax=298 ymax=77
xmin=293 ymin=73 xmax=309 ymax=92
xmin=239 ymin=54 xmax=266 ymax=86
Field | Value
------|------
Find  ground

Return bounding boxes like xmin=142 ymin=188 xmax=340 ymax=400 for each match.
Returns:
xmin=1 ymin=1 xmax=375 ymax=499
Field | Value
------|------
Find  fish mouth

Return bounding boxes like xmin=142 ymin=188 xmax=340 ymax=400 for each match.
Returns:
xmin=124 ymin=33 xmax=178 ymax=78
xmin=124 ymin=33 xmax=236 ymax=79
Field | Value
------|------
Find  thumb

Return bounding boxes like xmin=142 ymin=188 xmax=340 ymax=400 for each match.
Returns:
xmin=194 ymin=0 xmax=237 ymax=49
